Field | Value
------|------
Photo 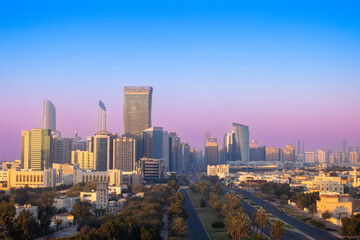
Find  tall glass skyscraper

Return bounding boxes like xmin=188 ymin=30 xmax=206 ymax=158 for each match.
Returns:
xmin=98 ymin=100 xmax=106 ymax=132
xmin=143 ymin=127 xmax=163 ymax=160
xmin=43 ymin=99 xmax=56 ymax=131
xmin=21 ymin=129 xmax=52 ymax=170
xmin=123 ymin=86 xmax=153 ymax=138
xmin=224 ymin=123 xmax=249 ymax=162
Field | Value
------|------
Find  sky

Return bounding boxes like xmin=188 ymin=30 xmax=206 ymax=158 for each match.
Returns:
xmin=1 ymin=0 xmax=360 ymax=160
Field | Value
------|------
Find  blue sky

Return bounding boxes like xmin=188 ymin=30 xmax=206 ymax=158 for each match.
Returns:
xmin=0 ymin=0 xmax=360 ymax=159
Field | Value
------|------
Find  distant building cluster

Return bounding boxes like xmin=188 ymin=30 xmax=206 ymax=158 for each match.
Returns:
xmin=0 ymin=86 xmax=205 ymax=191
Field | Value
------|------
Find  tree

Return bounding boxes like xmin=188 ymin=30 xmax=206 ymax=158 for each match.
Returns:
xmin=140 ymin=226 xmax=156 ymax=240
xmin=11 ymin=188 xmax=30 ymax=205
xmin=214 ymin=182 xmax=224 ymax=198
xmin=167 ymin=179 xmax=180 ymax=192
xmin=308 ymin=203 xmax=317 ymax=218
xmin=270 ymin=220 xmax=286 ymax=240
xmin=0 ymin=200 xmax=16 ymax=232
xmin=0 ymin=222 xmax=11 ymax=240
xmin=171 ymin=217 xmax=188 ymax=237
xmin=341 ymin=214 xmax=360 ymax=237
xmin=40 ymin=212 xmax=51 ymax=235
xmin=226 ymin=212 xmax=252 ymax=240
xmin=13 ymin=210 xmax=40 ymax=240
xmin=72 ymin=202 xmax=91 ymax=221
xmin=321 ymin=210 xmax=332 ymax=223
xmin=55 ymin=219 xmax=62 ymax=230
xmin=252 ymin=209 xmax=269 ymax=236
xmin=280 ymin=194 xmax=288 ymax=206
xmin=41 ymin=191 xmax=55 ymax=207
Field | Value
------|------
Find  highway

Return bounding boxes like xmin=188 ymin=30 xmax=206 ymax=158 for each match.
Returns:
xmin=238 ymin=193 xmax=309 ymax=240
xmin=179 ymin=188 xmax=210 ymax=240
xmin=230 ymin=188 xmax=341 ymax=240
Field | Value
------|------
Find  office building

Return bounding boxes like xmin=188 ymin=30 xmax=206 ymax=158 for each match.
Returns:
xmin=305 ymin=152 xmax=315 ymax=163
xmin=297 ymin=140 xmax=305 ymax=155
xmin=182 ymin=143 xmax=190 ymax=171
xmin=162 ymin=131 xmax=170 ymax=172
xmin=52 ymin=137 xmax=73 ymax=164
xmin=338 ymin=151 xmax=345 ymax=163
xmin=342 ymin=139 xmax=348 ymax=154
xmin=219 ymin=147 xmax=226 ymax=164
xmin=283 ymin=145 xmax=295 ymax=162
xmin=139 ymin=158 xmax=163 ymax=181
xmin=123 ymin=86 xmax=153 ymax=138
xmin=207 ymin=164 xmax=229 ymax=179
xmin=169 ymin=132 xmax=181 ymax=172
xmin=88 ymin=130 xmax=114 ymax=171
xmin=143 ymin=127 xmax=163 ymax=159
xmin=113 ymin=136 xmax=136 ymax=171
xmin=350 ymin=152 xmax=359 ymax=164
xmin=21 ymin=129 xmax=52 ymax=170
xmin=317 ymin=150 xmax=326 ymax=163
xmin=189 ymin=147 xmax=197 ymax=170
xmin=205 ymin=138 xmax=218 ymax=166
xmin=98 ymin=100 xmax=106 ymax=132
xmin=72 ymin=150 xmax=94 ymax=169
xmin=43 ymin=99 xmax=56 ymax=131
xmin=266 ymin=147 xmax=281 ymax=162
xmin=224 ymin=123 xmax=249 ymax=162
xmin=249 ymin=146 xmax=266 ymax=161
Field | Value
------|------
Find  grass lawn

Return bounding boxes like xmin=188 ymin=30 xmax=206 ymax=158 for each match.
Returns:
xmin=188 ymin=190 xmax=230 ymax=240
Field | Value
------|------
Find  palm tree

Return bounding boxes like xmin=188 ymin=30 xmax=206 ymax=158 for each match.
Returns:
xmin=226 ymin=212 xmax=252 ymax=240
xmin=254 ymin=209 xmax=269 ymax=236
xmin=171 ymin=217 xmax=188 ymax=237
xmin=0 ymin=222 xmax=10 ymax=240
xmin=270 ymin=220 xmax=286 ymax=240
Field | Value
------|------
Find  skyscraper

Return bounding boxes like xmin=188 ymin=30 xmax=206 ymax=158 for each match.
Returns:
xmin=224 ymin=123 xmax=249 ymax=162
xmin=98 ymin=100 xmax=106 ymax=132
xmin=43 ymin=99 xmax=56 ymax=131
xmin=89 ymin=130 xmax=114 ymax=171
xmin=143 ymin=127 xmax=163 ymax=159
xmin=169 ymin=132 xmax=181 ymax=172
xmin=162 ymin=131 xmax=170 ymax=172
xmin=266 ymin=147 xmax=281 ymax=162
xmin=283 ymin=145 xmax=296 ymax=162
xmin=317 ymin=150 xmax=326 ymax=163
xmin=342 ymin=139 xmax=348 ymax=153
xmin=123 ymin=86 xmax=153 ymax=138
xmin=21 ymin=129 xmax=52 ymax=170
xmin=113 ymin=136 xmax=136 ymax=171
xmin=205 ymin=138 xmax=218 ymax=166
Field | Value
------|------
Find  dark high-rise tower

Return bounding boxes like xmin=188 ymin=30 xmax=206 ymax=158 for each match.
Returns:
xmin=205 ymin=138 xmax=218 ymax=166
xmin=123 ymin=86 xmax=153 ymax=138
xmin=113 ymin=136 xmax=136 ymax=171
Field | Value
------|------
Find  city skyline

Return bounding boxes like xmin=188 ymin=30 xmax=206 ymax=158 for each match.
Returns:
xmin=1 ymin=1 xmax=360 ymax=159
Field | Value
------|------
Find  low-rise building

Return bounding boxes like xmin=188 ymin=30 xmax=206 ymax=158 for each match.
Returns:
xmin=316 ymin=194 xmax=352 ymax=222
xmin=53 ymin=197 xmax=79 ymax=211
xmin=54 ymin=212 xmax=74 ymax=225
xmin=8 ymin=169 xmax=56 ymax=188
xmin=15 ymin=204 xmax=38 ymax=219
xmin=79 ymin=182 xmax=108 ymax=209
xmin=139 ymin=158 xmax=163 ymax=181
xmin=207 ymin=164 xmax=229 ymax=179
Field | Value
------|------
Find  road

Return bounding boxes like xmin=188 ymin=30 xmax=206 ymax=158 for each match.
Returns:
xmin=230 ymin=188 xmax=341 ymax=240
xmin=179 ymin=188 xmax=210 ymax=240
xmin=46 ymin=225 xmax=78 ymax=239
xmin=238 ymin=193 xmax=309 ymax=240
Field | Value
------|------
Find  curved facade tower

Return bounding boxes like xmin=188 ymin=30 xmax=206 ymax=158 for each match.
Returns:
xmin=98 ymin=100 xmax=106 ymax=131
xmin=43 ymin=99 xmax=56 ymax=131
xmin=232 ymin=123 xmax=249 ymax=161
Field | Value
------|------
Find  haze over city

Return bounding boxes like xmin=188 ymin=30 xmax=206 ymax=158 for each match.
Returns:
xmin=1 ymin=0 xmax=360 ymax=160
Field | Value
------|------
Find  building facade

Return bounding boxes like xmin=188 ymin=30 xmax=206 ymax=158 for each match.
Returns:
xmin=43 ymin=99 xmax=56 ymax=131
xmin=72 ymin=150 xmax=94 ymax=169
xmin=123 ymin=86 xmax=153 ymax=138
xmin=98 ymin=100 xmax=106 ymax=132
xmin=113 ymin=136 xmax=136 ymax=171
xmin=21 ymin=129 xmax=52 ymax=170
xmin=205 ymin=138 xmax=218 ymax=166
